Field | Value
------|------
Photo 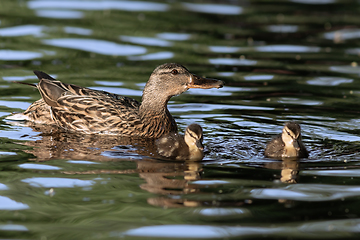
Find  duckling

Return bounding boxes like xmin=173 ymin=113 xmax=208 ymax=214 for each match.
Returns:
xmin=7 ymin=63 xmax=223 ymax=138
xmin=264 ymin=122 xmax=308 ymax=159
xmin=156 ymin=123 xmax=204 ymax=160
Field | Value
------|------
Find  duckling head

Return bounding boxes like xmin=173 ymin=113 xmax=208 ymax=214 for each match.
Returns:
xmin=184 ymin=123 xmax=204 ymax=160
xmin=281 ymin=121 xmax=302 ymax=151
xmin=142 ymin=63 xmax=224 ymax=105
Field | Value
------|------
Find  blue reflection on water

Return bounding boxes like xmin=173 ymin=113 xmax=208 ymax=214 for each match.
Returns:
xmin=0 ymin=50 xmax=42 ymax=60
xmin=22 ymin=177 xmax=95 ymax=188
xmin=156 ymin=32 xmax=191 ymax=41
xmin=43 ymin=38 xmax=147 ymax=56
xmin=2 ymin=75 xmax=37 ymax=81
xmin=64 ymin=26 xmax=92 ymax=36
xmin=28 ymin=0 xmax=169 ymax=12
xmin=18 ymin=163 xmax=62 ymax=170
xmin=128 ymin=51 xmax=174 ymax=61
xmin=0 ymin=196 xmax=29 ymax=210
xmin=183 ymin=3 xmax=243 ymax=15
xmin=209 ymin=44 xmax=320 ymax=53
xmin=307 ymin=76 xmax=353 ymax=86
xmin=0 ymin=224 xmax=28 ymax=231
xmin=266 ymin=25 xmax=299 ymax=33
xmin=209 ymin=58 xmax=257 ymax=66
xmin=0 ymin=25 xmax=44 ymax=37
xmin=120 ymin=36 xmax=172 ymax=47
xmin=36 ymin=10 xmax=84 ymax=19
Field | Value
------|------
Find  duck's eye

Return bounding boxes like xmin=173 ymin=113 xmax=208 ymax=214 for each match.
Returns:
xmin=171 ymin=69 xmax=178 ymax=75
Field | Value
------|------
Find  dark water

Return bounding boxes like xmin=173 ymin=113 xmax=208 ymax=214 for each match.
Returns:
xmin=1 ymin=0 xmax=360 ymax=239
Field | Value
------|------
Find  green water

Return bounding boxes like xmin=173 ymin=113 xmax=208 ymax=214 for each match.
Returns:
xmin=1 ymin=0 xmax=360 ymax=239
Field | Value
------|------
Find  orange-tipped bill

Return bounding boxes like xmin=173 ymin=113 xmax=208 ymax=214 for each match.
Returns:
xmin=188 ymin=74 xmax=224 ymax=89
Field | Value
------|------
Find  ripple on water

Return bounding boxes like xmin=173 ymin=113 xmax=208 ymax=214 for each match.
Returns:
xmin=306 ymin=76 xmax=353 ymax=86
xmin=0 ymin=224 xmax=28 ymax=231
xmin=266 ymin=25 xmax=299 ymax=33
xmin=198 ymin=208 xmax=250 ymax=217
xmin=28 ymin=0 xmax=169 ymax=11
xmin=18 ymin=163 xmax=62 ymax=170
xmin=63 ymin=26 xmax=92 ymax=36
xmin=329 ymin=65 xmax=360 ymax=75
xmin=323 ymin=28 xmax=360 ymax=41
xmin=2 ymin=75 xmax=38 ymax=81
xmin=156 ymin=32 xmax=192 ymax=41
xmin=42 ymin=38 xmax=147 ymax=56
xmin=209 ymin=45 xmax=320 ymax=53
xmin=276 ymin=97 xmax=323 ymax=106
xmin=186 ymin=86 xmax=253 ymax=96
xmin=209 ymin=58 xmax=258 ymax=66
xmin=0 ymin=25 xmax=45 ymax=37
xmin=127 ymin=51 xmax=174 ymax=61
xmin=182 ymin=3 xmax=243 ymax=15
xmin=35 ymin=10 xmax=84 ymax=19
xmin=168 ymin=103 xmax=274 ymax=113
xmin=22 ymin=177 xmax=95 ymax=188
xmin=0 ymin=50 xmax=42 ymax=61
xmin=0 ymin=196 xmax=29 ymax=210
xmin=67 ymin=160 xmax=100 ymax=165
xmin=251 ymin=183 xmax=360 ymax=202
xmin=120 ymin=36 xmax=172 ymax=47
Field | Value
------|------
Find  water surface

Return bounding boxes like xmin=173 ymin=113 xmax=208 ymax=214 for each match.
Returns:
xmin=1 ymin=0 xmax=360 ymax=239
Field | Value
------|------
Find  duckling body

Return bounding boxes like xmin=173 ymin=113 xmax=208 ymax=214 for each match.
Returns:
xmin=8 ymin=63 xmax=223 ymax=138
xmin=265 ymin=122 xmax=308 ymax=159
xmin=156 ymin=124 xmax=204 ymax=160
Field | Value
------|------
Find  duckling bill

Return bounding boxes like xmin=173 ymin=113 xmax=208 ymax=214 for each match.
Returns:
xmin=156 ymin=123 xmax=204 ymax=161
xmin=264 ymin=122 xmax=308 ymax=159
xmin=7 ymin=63 xmax=224 ymax=138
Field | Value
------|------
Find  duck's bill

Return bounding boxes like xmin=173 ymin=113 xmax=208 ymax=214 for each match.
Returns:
xmin=188 ymin=74 xmax=224 ymax=89
xmin=196 ymin=141 xmax=204 ymax=151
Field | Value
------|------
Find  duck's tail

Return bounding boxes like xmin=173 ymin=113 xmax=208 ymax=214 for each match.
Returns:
xmin=33 ymin=70 xmax=56 ymax=81
xmin=11 ymin=70 xmax=56 ymax=88
xmin=13 ymin=81 xmax=37 ymax=87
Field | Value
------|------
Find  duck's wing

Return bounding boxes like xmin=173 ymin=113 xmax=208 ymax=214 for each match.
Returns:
xmin=33 ymin=71 xmax=142 ymax=135
xmin=156 ymin=133 xmax=188 ymax=159
xmin=34 ymin=70 xmax=139 ymax=107
xmin=264 ymin=134 xmax=284 ymax=158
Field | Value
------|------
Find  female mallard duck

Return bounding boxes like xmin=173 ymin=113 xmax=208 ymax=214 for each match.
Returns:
xmin=156 ymin=123 xmax=204 ymax=160
xmin=8 ymin=63 xmax=223 ymax=138
xmin=264 ymin=122 xmax=308 ymax=159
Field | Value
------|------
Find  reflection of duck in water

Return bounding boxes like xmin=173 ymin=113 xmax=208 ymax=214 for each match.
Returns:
xmin=7 ymin=63 xmax=223 ymax=138
xmin=156 ymin=123 xmax=204 ymax=160
xmin=265 ymin=122 xmax=308 ymax=159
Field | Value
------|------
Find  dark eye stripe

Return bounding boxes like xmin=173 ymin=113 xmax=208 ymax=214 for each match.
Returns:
xmin=186 ymin=129 xmax=197 ymax=139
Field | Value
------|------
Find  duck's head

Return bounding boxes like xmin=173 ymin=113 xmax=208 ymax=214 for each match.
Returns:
xmin=184 ymin=123 xmax=204 ymax=153
xmin=142 ymin=63 xmax=224 ymax=103
xmin=281 ymin=122 xmax=302 ymax=150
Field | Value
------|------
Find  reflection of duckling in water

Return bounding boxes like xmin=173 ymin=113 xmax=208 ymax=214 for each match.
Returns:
xmin=265 ymin=122 xmax=308 ymax=159
xmin=156 ymin=124 xmax=204 ymax=160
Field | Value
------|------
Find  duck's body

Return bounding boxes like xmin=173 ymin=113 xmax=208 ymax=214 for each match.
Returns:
xmin=156 ymin=123 xmax=204 ymax=160
xmin=8 ymin=63 xmax=223 ymax=138
xmin=265 ymin=122 xmax=308 ymax=159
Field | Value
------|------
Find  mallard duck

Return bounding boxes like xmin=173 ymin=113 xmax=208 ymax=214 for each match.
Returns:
xmin=156 ymin=123 xmax=204 ymax=160
xmin=264 ymin=121 xmax=308 ymax=158
xmin=7 ymin=63 xmax=223 ymax=138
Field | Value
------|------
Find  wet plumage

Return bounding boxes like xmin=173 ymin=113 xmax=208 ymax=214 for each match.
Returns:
xmin=156 ymin=123 xmax=204 ymax=160
xmin=8 ymin=63 xmax=224 ymax=138
xmin=264 ymin=122 xmax=308 ymax=159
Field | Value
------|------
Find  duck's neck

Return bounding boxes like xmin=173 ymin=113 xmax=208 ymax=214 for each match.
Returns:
xmin=139 ymin=94 xmax=177 ymax=138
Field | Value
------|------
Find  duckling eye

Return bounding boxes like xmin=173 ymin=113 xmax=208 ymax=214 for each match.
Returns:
xmin=171 ymin=69 xmax=178 ymax=75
